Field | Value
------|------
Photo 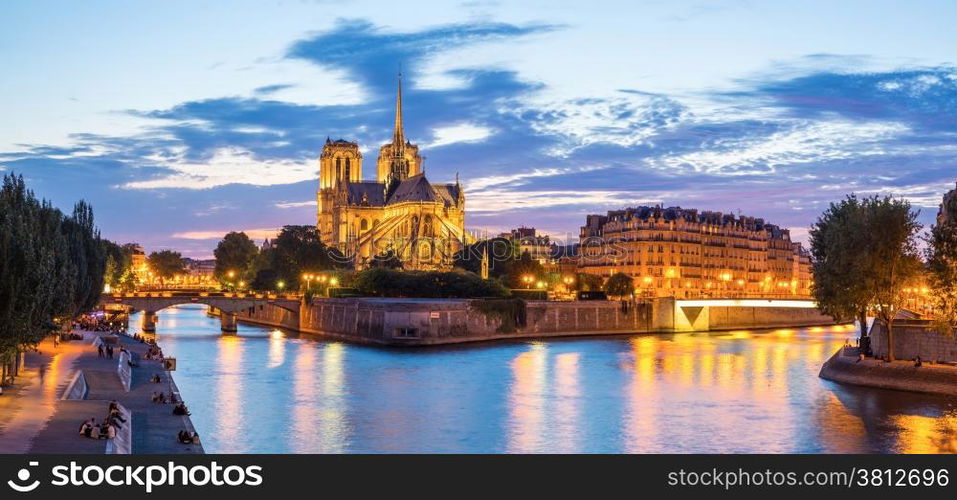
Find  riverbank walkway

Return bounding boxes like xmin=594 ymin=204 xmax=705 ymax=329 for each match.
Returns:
xmin=0 ymin=331 xmax=203 ymax=454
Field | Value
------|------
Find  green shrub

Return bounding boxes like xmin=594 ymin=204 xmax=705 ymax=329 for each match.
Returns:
xmin=510 ymin=289 xmax=548 ymax=301
xmin=354 ymin=268 xmax=509 ymax=298
xmin=471 ymin=298 xmax=527 ymax=333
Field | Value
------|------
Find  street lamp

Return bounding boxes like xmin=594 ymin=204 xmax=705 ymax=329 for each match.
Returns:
xmin=522 ymin=275 xmax=534 ymax=288
xmin=277 ymin=281 xmax=285 ymax=292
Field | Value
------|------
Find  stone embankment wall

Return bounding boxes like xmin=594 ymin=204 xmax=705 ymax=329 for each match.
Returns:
xmin=870 ymin=320 xmax=957 ymax=363
xmin=228 ymin=297 xmax=838 ymax=346
xmin=820 ymin=349 xmax=957 ymax=397
xmin=708 ymin=306 xmax=834 ymax=330
xmin=296 ymin=299 xmax=654 ymax=345
xmin=235 ymin=303 xmax=300 ymax=330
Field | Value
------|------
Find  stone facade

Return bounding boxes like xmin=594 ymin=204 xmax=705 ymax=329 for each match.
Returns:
xmin=316 ymin=75 xmax=466 ymax=270
xmin=579 ymin=205 xmax=812 ymax=298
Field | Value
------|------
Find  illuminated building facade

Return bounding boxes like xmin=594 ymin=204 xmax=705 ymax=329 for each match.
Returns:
xmin=578 ymin=205 xmax=812 ymax=298
xmin=317 ymin=75 xmax=466 ymax=270
xmin=500 ymin=227 xmax=553 ymax=264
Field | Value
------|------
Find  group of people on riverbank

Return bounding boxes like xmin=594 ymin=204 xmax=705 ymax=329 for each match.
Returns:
xmin=78 ymin=400 xmax=126 ymax=441
xmin=144 ymin=344 xmax=163 ymax=361
xmin=73 ymin=314 xmax=127 ymax=333
xmin=97 ymin=343 xmax=117 ymax=359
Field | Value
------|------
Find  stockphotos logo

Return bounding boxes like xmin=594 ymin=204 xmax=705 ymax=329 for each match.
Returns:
xmin=7 ymin=461 xmax=263 ymax=493
xmin=7 ymin=461 xmax=40 ymax=493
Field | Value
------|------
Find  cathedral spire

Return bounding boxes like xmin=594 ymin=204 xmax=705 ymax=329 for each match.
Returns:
xmin=393 ymin=72 xmax=405 ymax=153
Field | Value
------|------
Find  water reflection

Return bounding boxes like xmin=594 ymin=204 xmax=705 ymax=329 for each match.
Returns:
xmin=143 ymin=306 xmax=957 ymax=453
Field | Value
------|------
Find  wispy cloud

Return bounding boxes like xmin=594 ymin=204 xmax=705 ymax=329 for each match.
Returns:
xmin=171 ymin=228 xmax=280 ymax=240
xmin=123 ymin=147 xmax=314 ymax=189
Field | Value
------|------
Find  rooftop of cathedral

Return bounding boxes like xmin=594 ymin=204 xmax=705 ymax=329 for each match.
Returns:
xmin=345 ymin=174 xmax=462 ymax=208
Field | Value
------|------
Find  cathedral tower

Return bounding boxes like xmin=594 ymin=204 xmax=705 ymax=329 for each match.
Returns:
xmin=317 ymin=138 xmax=362 ymax=244
xmin=377 ymin=74 xmax=421 ymax=187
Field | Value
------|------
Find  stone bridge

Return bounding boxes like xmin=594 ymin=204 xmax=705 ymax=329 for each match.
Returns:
xmin=100 ymin=292 xmax=301 ymax=333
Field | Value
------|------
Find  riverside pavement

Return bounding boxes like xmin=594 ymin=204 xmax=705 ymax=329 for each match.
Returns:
xmin=0 ymin=331 xmax=203 ymax=454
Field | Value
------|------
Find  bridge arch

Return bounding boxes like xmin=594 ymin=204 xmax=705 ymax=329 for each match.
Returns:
xmin=100 ymin=293 xmax=301 ymax=333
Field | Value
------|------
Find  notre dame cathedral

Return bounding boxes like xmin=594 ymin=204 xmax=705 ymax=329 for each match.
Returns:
xmin=317 ymin=75 xmax=467 ymax=270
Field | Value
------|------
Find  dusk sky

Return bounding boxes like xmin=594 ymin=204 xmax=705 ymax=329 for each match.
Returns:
xmin=2 ymin=0 xmax=956 ymax=258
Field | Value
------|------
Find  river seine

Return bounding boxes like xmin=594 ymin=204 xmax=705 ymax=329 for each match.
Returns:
xmin=139 ymin=305 xmax=957 ymax=453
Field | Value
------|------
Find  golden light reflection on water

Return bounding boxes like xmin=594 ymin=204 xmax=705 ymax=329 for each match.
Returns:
xmin=267 ymin=330 xmax=285 ymax=369
xmin=893 ymin=414 xmax=957 ymax=454
xmin=290 ymin=342 xmax=319 ymax=453
xmin=318 ymin=343 xmax=348 ymax=452
xmin=215 ymin=335 xmax=243 ymax=452
xmin=507 ymin=343 xmax=547 ymax=453
xmin=289 ymin=342 xmax=349 ymax=453
xmin=553 ymin=352 xmax=580 ymax=453
xmin=624 ymin=336 xmax=659 ymax=453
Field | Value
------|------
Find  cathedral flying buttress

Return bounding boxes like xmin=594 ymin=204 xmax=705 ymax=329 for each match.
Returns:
xmin=316 ymin=74 xmax=467 ymax=270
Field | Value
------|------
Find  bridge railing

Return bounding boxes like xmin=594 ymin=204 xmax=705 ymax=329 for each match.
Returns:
xmin=103 ymin=291 xmax=302 ymax=301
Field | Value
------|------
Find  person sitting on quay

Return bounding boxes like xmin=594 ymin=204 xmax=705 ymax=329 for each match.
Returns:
xmin=78 ymin=418 xmax=95 ymax=438
xmin=108 ymin=401 xmax=127 ymax=424
xmin=168 ymin=392 xmax=179 ymax=404
xmin=151 ymin=392 xmax=166 ymax=404
xmin=177 ymin=430 xmax=200 ymax=445
xmin=172 ymin=402 xmax=191 ymax=416
xmin=103 ymin=422 xmax=117 ymax=440
xmin=150 ymin=374 xmax=161 ymax=383
xmin=915 ymin=356 xmax=923 ymax=368
xmin=79 ymin=418 xmax=100 ymax=439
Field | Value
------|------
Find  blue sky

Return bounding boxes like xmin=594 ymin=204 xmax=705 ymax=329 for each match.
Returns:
xmin=2 ymin=0 xmax=956 ymax=257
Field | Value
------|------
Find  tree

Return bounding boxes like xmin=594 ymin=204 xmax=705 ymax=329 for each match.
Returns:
xmin=810 ymin=195 xmax=923 ymax=360
xmin=454 ymin=237 xmax=515 ymax=278
xmin=370 ymin=249 xmax=403 ymax=269
xmin=926 ymin=189 xmax=957 ymax=335
xmin=270 ymin=225 xmax=340 ymax=288
xmin=354 ymin=268 xmax=508 ymax=298
xmin=0 ymin=173 xmax=106 ymax=385
xmin=504 ymin=251 xmax=545 ymax=288
xmin=575 ymin=273 xmax=604 ymax=292
xmin=213 ymin=231 xmax=259 ymax=283
xmin=864 ymin=196 xmax=922 ymax=361
xmin=605 ymin=273 xmax=634 ymax=298
xmin=809 ymin=196 xmax=873 ymax=339
xmin=147 ymin=250 xmax=186 ymax=285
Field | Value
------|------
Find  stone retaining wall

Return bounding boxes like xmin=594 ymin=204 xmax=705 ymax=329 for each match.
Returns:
xmin=820 ymin=349 xmax=957 ymax=397
xmin=296 ymin=299 xmax=654 ymax=345
xmin=870 ymin=320 xmax=957 ymax=363
xmin=235 ymin=303 xmax=300 ymax=330
xmin=708 ymin=305 xmax=834 ymax=330
xmin=61 ymin=371 xmax=88 ymax=400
